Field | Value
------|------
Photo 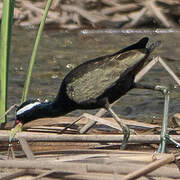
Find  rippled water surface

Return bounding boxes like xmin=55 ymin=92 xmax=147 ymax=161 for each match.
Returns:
xmin=8 ymin=27 xmax=180 ymax=122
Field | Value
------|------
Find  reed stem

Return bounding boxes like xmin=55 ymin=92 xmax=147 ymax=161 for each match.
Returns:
xmin=0 ymin=0 xmax=15 ymax=124
xmin=21 ymin=0 xmax=53 ymax=103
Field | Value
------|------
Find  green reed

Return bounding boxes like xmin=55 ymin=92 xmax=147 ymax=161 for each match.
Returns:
xmin=21 ymin=0 xmax=53 ymax=103
xmin=0 ymin=0 xmax=15 ymax=124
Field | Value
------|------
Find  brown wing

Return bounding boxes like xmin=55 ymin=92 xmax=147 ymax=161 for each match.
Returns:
xmin=65 ymin=50 xmax=146 ymax=103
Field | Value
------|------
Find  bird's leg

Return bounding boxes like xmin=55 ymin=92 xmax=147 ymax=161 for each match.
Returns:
xmin=134 ymin=83 xmax=179 ymax=153
xmin=104 ymin=101 xmax=130 ymax=150
xmin=157 ymin=86 xmax=169 ymax=153
xmin=106 ymin=107 xmax=130 ymax=150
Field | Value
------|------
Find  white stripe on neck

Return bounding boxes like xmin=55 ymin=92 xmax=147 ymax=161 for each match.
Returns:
xmin=16 ymin=102 xmax=41 ymax=116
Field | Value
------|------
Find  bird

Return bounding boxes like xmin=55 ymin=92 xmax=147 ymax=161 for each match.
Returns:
xmin=15 ymin=37 xmax=160 ymax=149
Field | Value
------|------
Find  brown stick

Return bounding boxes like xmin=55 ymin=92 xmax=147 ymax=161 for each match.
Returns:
xmin=61 ymin=5 xmax=107 ymax=23
xmin=21 ymin=1 xmax=59 ymax=20
xmin=0 ymin=170 xmax=27 ymax=180
xmin=28 ymin=169 xmax=174 ymax=180
xmin=123 ymin=7 xmax=147 ymax=28
xmin=158 ymin=57 xmax=180 ymax=86
xmin=29 ymin=170 xmax=56 ymax=180
xmin=144 ymin=0 xmax=172 ymax=28
xmin=101 ymin=4 xmax=139 ymax=15
xmin=172 ymin=113 xmax=180 ymax=127
xmin=0 ymin=104 xmax=17 ymax=121
xmin=0 ymin=158 xmax=179 ymax=178
xmin=18 ymin=137 xmax=35 ymax=160
xmin=123 ymin=154 xmax=175 ymax=180
xmin=79 ymin=108 xmax=107 ymax=134
xmin=1 ymin=131 xmax=180 ymax=144
xmin=134 ymin=57 xmax=159 ymax=82
xmin=87 ymin=161 xmax=180 ymax=178
xmin=29 ymin=170 xmax=125 ymax=180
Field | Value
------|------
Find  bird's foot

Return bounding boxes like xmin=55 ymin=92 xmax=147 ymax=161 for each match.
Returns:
xmin=157 ymin=134 xmax=180 ymax=153
xmin=120 ymin=125 xmax=130 ymax=150
xmin=157 ymin=136 xmax=167 ymax=153
xmin=166 ymin=134 xmax=180 ymax=148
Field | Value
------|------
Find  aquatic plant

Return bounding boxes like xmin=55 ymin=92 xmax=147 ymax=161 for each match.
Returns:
xmin=21 ymin=0 xmax=53 ymax=103
xmin=0 ymin=0 xmax=15 ymax=124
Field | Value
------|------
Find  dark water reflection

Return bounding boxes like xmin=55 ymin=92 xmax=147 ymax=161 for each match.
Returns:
xmin=8 ymin=27 xmax=180 ymax=122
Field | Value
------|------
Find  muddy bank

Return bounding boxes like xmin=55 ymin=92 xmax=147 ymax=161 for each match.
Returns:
xmin=1 ymin=0 xmax=180 ymax=29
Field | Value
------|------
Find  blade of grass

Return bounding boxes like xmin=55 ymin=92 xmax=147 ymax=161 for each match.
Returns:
xmin=21 ymin=0 xmax=53 ymax=103
xmin=0 ymin=0 xmax=15 ymax=124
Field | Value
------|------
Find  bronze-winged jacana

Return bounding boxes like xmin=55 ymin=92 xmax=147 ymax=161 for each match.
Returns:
xmin=15 ymin=37 xmax=163 ymax=150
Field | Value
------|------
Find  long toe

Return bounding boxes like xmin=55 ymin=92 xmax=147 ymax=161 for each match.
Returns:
xmin=120 ymin=125 xmax=130 ymax=150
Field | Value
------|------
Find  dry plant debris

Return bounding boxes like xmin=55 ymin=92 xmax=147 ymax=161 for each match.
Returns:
xmin=0 ymin=0 xmax=180 ymax=29
xmin=0 ymin=146 xmax=180 ymax=180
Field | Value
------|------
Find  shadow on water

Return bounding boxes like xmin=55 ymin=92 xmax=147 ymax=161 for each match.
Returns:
xmin=9 ymin=27 xmax=180 ymax=122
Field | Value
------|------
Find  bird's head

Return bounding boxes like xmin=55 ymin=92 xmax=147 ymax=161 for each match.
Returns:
xmin=9 ymin=99 xmax=42 ymax=143
xmin=16 ymin=99 xmax=42 ymax=125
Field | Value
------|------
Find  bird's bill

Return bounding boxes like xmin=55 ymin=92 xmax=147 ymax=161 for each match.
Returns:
xmin=9 ymin=122 xmax=23 ymax=142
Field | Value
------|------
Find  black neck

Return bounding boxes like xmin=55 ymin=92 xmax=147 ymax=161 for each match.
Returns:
xmin=21 ymin=100 xmax=72 ymax=124
xmin=35 ymin=101 xmax=70 ymax=118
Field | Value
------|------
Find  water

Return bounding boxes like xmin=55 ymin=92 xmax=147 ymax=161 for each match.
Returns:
xmin=8 ymin=27 xmax=180 ymax=122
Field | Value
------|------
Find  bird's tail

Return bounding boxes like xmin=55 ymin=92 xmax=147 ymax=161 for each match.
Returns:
xmin=147 ymin=40 xmax=161 ymax=53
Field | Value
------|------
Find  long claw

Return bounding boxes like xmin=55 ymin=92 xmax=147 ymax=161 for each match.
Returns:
xmin=120 ymin=125 xmax=130 ymax=150
xmin=166 ymin=134 xmax=180 ymax=148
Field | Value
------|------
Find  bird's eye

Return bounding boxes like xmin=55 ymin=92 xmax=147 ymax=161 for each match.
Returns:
xmin=16 ymin=119 xmax=20 ymax=125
